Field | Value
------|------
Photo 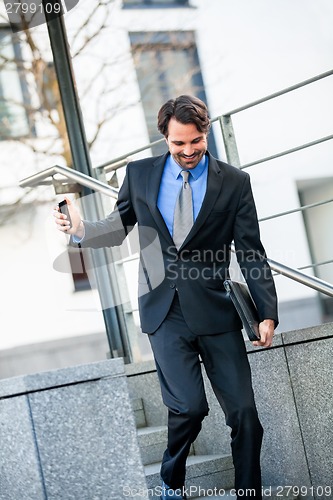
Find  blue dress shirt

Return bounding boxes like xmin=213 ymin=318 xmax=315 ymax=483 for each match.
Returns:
xmin=157 ymin=153 xmax=209 ymax=237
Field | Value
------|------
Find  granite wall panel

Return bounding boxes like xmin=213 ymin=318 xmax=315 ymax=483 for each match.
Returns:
xmin=285 ymin=337 xmax=333 ymax=493
xmin=0 ymin=359 xmax=147 ymax=500
xmin=0 ymin=396 xmax=45 ymax=500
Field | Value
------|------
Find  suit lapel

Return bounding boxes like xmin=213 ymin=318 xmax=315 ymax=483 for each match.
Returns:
xmin=145 ymin=152 xmax=224 ymax=250
xmin=146 ymin=154 xmax=174 ymax=246
xmin=180 ymin=153 xmax=224 ymax=249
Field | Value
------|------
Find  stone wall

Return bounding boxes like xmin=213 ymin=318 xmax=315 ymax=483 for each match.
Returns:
xmin=126 ymin=322 xmax=333 ymax=499
xmin=1 ymin=323 xmax=332 ymax=499
xmin=0 ymin=359 xmax=147 ymax=500
xmin=0 ymin=332 xmax=110 ymax=380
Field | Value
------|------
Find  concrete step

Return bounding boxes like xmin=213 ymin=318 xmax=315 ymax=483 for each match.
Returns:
xmin=145 ymin=454 xmax=234 ymax=499
xmin=137 ymin=425 xmax=194 ymax=466
xmin=131 ymin=397 xmax=147 ymax=428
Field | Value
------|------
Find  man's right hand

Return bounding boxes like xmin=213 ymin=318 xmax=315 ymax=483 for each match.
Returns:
xmin=53 ymin=197 xmax=84 ymax=239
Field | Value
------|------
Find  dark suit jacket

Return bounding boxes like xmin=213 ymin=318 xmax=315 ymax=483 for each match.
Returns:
xmin=78 ymin=152 xmax=278 ymax=335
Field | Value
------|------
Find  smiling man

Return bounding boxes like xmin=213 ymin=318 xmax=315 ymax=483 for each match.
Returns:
xmin=54 ymin=95 xmax=278 ymax=499
xmin=165 ymin=119 xmax=207 ymax=168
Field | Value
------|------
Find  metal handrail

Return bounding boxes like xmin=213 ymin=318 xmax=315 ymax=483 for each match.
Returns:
xmin=258 ymin=197 xmax=333 ymax=223
xmin=19 ymin=164 xmax=333 ymax=299
xmin=214 ymin=70 xmax=333 ymax=170
xmin=95 ymin=139 xmax=165 ymax=172
xmin=20 ymin=164 xmax=333 ymax=240
xmin=19 ymin=164 xmax=119 ymax=199
xmin=298 ymin=259 xmax=333 ymax=271
xmin=229 ymin=243 xmax=333 ymax=298
xmin=97 ymin=130 xmax=333 ymax=174
xmin=267 ymin=257 xmax=333 ymax=298
xmin=19 ymin=68 xmax=333 ymax=299
xmin=213 ymin=68 xmax=333 ymax=117
xmin=95 ymin=70 xmax=333 ymax=172
xmin=239 ymin=134 xmax=333 ymax=170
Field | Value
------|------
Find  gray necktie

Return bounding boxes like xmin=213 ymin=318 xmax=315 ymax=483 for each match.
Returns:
xmin=173 ymin=170 xmax=194 ymax=249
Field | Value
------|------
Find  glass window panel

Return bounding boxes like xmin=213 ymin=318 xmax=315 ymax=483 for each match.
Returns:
xmin=130 ymin=31 xmax=217 ymax=156
xmin=0 ymin=30 xmax=30 ymax=139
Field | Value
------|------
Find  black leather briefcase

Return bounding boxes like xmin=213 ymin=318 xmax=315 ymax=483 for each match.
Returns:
xmin=224 ymin=279 xmax=261 ymax=341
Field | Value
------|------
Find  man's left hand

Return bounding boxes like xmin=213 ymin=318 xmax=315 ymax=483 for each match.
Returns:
xmin=253 ymin=319 xmax=275 ymax=348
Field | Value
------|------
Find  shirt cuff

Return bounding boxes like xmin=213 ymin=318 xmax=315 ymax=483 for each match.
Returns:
xmin=72 ymin=225 xmax=85 ymax=244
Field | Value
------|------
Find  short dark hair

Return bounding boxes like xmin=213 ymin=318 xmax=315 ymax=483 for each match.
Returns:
xmin=157 ymin=95 xmax=211 ymax=138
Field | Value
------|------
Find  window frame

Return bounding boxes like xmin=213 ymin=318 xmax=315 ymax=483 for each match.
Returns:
xmin=0 ymin=26 xmax=34 ymax=140
xmin=67 ymin=245 xmax=92 ymax=292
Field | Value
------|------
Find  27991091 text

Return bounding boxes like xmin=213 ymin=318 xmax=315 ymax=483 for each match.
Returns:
xmin=5 ymin=2 xmax=61 ymax=15
xmin=274 ymin=485 xmax=332 ymax=497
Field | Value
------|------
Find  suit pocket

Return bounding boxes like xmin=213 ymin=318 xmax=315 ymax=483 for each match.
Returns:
xmin=205 ymin=279 xmax=226 ymax=290
xmin=209 ymin=209 xmax=232 ymax=217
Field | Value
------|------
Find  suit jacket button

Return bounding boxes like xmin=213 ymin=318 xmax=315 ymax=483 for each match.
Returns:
xmin=170 ymin=283 xmax=176 ymax=289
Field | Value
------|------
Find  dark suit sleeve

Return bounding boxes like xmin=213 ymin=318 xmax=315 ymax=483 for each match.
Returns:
xmin=233 ymin=173 xmax=279 ymax=326
xmin=73 ymin=166 xmax=137 ymax=249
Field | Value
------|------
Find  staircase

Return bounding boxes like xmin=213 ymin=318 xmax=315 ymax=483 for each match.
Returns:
xmin=127 ymin=322 xmax=333 ymax=500
xmin=132 ymin=397 xmax=299 ymax=499
xmin=134 ymin=397 xmax=234 ymax=499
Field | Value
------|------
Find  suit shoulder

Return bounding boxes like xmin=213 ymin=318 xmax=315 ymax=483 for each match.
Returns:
xmin=216 ymin=158 xmax=247 ymax=176
xmin=127 ymin=154 xmax=165 ymax=172
xmin=215 ymin=157 xmax=249 ymax=181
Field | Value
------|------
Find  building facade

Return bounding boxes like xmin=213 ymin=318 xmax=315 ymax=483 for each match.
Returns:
xmin=0 ymin=0 xmax=333 ymax=374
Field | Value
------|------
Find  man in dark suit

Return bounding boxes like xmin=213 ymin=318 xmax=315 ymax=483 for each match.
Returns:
xmin=55 ymin=95 xmax=278 ymax=499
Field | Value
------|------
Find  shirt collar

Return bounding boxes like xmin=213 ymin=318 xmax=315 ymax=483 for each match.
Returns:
xmin=166 ymin=153 xmax=208 ymax=180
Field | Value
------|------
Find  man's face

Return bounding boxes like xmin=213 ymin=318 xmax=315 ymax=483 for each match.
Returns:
xmin=165 ymin=117 xmax=208 ymax=169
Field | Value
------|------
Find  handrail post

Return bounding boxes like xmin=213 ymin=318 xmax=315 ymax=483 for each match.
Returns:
xmin=219 ymin=115 xmax=241 ymax=167
xmin=42 ymin=1 xmax=133 ymax=362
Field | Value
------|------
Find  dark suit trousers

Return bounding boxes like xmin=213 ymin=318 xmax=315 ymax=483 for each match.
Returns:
xmin=148 ymin=293 xmax=263 ymax=499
